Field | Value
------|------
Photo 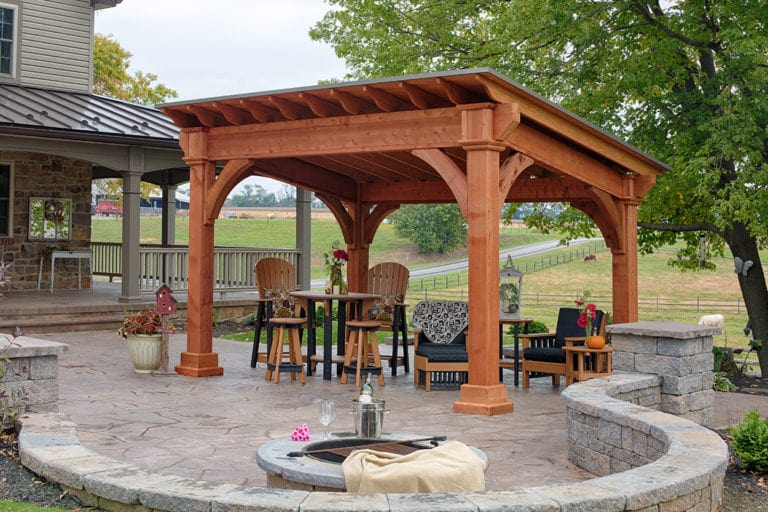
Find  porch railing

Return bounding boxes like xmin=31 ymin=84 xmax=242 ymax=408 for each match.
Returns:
xmin=91 ymin=242 xmax=300 ymax=293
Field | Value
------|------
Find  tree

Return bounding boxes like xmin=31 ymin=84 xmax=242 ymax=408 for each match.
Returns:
xmin=390 ymin=204 xmax=467 ymax=254
xmin=92 ymin=35 xmax=179 ymax=201
xmin=93 ymin=34 xmax=178 ymax=106
xmin=311 ymin=1 xmax=768 ymax=376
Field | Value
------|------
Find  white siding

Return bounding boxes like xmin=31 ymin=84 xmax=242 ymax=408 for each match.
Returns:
xmin=19 ymin=0 xmax=93 ymax=91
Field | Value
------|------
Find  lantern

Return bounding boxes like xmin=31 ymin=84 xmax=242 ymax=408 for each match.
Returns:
xmin=499 ymin=256 xmax=523 ymax=317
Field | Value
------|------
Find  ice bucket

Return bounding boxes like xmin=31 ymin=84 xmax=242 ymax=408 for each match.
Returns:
xmin=351 ymin=399 xmax=386 ymax=438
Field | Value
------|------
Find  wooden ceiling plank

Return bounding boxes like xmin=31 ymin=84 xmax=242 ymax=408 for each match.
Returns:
xmin=254 ymin=158 xmax=358 ymax=201
xmin=238 ymin=99 xmax=279 ymax=123
xmin=361 ymin=180 xmax=456 ymax=203
xmin=212 ymin=102 xmax=254 ymax=125
xmin=329 ymin=89 xmax=375 ymax=115
xmin=300 ymin=92 xmax=346 ymax=118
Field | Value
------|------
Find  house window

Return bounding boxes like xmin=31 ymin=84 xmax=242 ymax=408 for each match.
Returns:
xmin=0 ymin=163 xmax=11 ymax=237
xmin=0 ymin=4 xmax=16 ymax=76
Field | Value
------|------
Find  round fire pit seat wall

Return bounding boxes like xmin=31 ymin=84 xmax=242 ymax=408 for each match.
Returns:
xmin=18 ymin=376 xmax=727 ymax=511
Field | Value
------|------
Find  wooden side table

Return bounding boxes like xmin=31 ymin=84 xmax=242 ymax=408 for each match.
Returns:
xmin=563 ymin=345 xmax=613 ymax=385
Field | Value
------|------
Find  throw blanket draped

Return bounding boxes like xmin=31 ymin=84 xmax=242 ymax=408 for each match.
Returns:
xmin=341 ymin=440 xmax=486 ymax=493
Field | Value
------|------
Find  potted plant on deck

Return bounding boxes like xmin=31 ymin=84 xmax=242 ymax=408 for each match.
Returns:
xmin=118 ymin=310 xmax=163 ymax=373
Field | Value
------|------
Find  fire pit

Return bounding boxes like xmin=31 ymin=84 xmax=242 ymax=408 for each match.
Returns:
xmin=256 ymin=433 xmax=486 ymax=492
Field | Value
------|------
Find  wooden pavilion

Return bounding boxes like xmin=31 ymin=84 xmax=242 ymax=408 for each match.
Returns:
xmin=160 ymin=69 xmax=668 ymax=415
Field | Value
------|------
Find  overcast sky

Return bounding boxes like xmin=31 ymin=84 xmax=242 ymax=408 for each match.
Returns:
xmin=96 ymin=1 xmax=349 ymax=194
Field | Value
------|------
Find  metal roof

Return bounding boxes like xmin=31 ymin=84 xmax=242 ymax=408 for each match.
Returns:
xmin=0 ymin=84 xmax=180 ymax=147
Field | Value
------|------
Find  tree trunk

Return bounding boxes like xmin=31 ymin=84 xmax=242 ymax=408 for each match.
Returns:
xmin=727 ymin=221 xmax=768 ymax=377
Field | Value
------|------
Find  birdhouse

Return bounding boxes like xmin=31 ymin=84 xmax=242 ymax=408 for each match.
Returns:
xmin=155 ymin=284 xmax=177 ymax=315
xmin=500 ymin=256 xmax=523 ymax=317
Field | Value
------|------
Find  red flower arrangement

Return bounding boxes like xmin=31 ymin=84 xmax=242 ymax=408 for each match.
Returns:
xmin=575 ymin=299 xmax=597 ymax=331
xmin=323 ymin=240 xmax=349 ymax=272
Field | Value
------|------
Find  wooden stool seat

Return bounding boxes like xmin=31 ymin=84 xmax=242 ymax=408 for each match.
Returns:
xmin=265 ymin=317 xmax=306 ymax=385
xmin=340 ymin=320 xmax=384 ymax=387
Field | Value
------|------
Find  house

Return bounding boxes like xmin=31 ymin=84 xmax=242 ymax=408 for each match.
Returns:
xmin=0 ymin=0 xmax=188 ymax=301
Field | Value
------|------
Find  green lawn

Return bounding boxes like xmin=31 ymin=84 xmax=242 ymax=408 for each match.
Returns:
xmin=0 ymin=501 xmax=68 ymax=511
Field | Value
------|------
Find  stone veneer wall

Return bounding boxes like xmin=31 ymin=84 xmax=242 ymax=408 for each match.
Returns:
xmin=609 ymin=321 xmax=718 ymax=426
xmin=1 ymin=151 xmax=92 ymax=291
xmin=0 ymin=335 xmax=68 ymax=415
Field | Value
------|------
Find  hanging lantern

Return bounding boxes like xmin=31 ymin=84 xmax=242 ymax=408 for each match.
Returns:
xmin=500 ymin=255 xmax=523 ymax=317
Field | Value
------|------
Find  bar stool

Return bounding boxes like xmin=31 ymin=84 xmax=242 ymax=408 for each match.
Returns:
xmin=265 ymin=317 xmax=306 ymax=384
xmin=340 ymin=320 xmax=384 ymax=387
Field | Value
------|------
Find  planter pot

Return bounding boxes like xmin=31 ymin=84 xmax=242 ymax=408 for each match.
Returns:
xmin=586 ymin=335 xmax=606 ymax=350
xmin=125 ymin=334 xmax=162 ymax=373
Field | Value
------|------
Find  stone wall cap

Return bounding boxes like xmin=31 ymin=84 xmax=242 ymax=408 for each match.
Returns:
xmin=0 ymin=335 xmax=69 ymax=357
xmin=607 ymin=321 xmax=720 ymax=338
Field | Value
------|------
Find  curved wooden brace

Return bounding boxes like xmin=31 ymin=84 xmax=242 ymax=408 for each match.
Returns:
xmin=411 ymin=149 xmax=468 ymax=216
xmin=582 ymin=187 xmax=625 ymax=253
xmin=317 ymin=193 xmax=354 ymax=244
xmin=363 ymin=203 xmax=400 ymax=245
xmin=203 ymin=159 xmax=254 ymax=222
xmin=499 ymin=152 xmax=534 ymax=210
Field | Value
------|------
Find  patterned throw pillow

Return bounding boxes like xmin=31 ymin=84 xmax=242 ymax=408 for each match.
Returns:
xmin=368 ymin=293 xmax=402 ymax=322
xmin=268 ymin=288 xmax=297 ymax=318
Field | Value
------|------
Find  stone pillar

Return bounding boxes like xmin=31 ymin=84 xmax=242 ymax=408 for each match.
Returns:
xmin=608 ymin=321 xmax=718 ymax=426
xmin=0 ymin=334 xmax=68 ymax=414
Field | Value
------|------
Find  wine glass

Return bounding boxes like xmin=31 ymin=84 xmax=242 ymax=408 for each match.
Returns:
xmin=318 ymin=399 xmax=336 ymax=440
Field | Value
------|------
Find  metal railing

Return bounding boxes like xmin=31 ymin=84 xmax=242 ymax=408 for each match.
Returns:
xmin=91 ymin=242 xmax=300 ymax=293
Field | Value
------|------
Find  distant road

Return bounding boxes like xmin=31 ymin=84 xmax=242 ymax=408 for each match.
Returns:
xmin=310 ymin=238 xmax=598 ymax=287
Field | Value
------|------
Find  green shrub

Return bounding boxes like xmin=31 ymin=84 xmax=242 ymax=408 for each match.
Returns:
xmin=514 ymin=320 xmax=548 ymax=335
xmin=713 ymin=371 xmax=736 ymax=392
xmin=728 ymin=409 xmax=768 ymax=472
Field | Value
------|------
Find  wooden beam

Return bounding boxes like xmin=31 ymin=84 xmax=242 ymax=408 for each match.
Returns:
xmin=204 ymin=107 xmax=465 ymax=159
xmin=211 ymin=102 xmax=254 ymax=125
xmin=435 ymin=77 xmax=485 ymax=105
xmin=185 ymin=105 xmax=227 ymax=128
xmin=268 ymin=95 xmax=311 ymax=120
xmin=238 ymin=99 xmax=279 ymax=123
xmin=300 ymin=93 xmax=346 ymax=118
xmin=398 ymin=82 xmax=450 ymax=109
xmin=329 ymin=89 xmax=375 ymax=115
xmin=477 ymin=75 xmax=665 ymax=177
xmin=363 ymin=85 xmax=410 ymax=112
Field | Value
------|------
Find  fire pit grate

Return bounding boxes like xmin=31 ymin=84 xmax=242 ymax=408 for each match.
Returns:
xmin=290 ymin=436 xmax=443 ymax=464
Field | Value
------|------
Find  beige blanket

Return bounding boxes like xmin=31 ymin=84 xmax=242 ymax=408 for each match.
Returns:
xmin=342 ymin=440 xmax=486 ymax=493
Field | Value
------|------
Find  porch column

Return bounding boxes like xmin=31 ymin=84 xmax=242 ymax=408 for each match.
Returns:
xmin=454 ymin=128 xmax=513 ymax=414
xmin=118 ymin=147 xmax=143 ymax=303
xmin=612 ymin=198 xmax=640 ymax=323
xmin=161 ymin=183 xmax=177 ymax=246
xmin=295 ymin=187 xmax=311 ymax=291
xmin=176 ymin=129 xmax=223 ymax=377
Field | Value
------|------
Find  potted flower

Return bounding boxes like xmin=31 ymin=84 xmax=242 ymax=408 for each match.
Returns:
xmin=575 ymin=295 xmax=605 ymax=349
xmin=118 ymin=309 xmax=163 ymax=373
xmin=322 ymin=240 xmax=348 ymax=294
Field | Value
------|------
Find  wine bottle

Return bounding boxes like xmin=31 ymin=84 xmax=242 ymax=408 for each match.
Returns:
xmin=359 ymin=374 xmax=373 ymax=403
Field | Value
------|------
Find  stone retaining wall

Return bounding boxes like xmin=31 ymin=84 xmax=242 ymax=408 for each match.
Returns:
xmin=17 ymin=371 xmax=727 ymax=511
xmin=0 ymin=335 xmax=68 ymax=416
